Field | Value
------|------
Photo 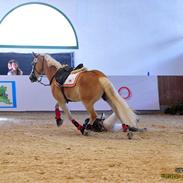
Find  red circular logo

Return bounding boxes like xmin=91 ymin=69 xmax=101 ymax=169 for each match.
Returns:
xmin=118 ymin=86 xmax=132 ymax=99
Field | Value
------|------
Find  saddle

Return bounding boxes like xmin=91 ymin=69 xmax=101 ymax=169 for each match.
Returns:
xmin=55 ymin=64 xmax=83 ymax=86
xmin=54 ymin=64 xmax=84 ymax=103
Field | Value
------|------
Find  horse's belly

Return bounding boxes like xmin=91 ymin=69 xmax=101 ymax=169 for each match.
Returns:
xmin=64 ymin=87 xmax=80 ymax=102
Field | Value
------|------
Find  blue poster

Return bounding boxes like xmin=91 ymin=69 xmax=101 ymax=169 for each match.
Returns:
xmin=0 ymin=81 xmax=16 ymax=108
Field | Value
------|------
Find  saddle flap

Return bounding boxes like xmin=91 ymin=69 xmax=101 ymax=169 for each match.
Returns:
xmin=55 ymin=66 xmax=73 ymax=86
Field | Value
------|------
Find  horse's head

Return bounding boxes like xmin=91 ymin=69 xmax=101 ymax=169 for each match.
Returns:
xmin=29 ymin=52 xmax=45 ymax=82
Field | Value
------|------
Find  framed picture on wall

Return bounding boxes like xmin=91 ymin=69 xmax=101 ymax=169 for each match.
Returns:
xmin=0 ymin=81 xmax=16 ymax=108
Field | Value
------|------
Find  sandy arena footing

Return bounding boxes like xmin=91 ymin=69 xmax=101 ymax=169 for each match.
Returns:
xmin=0 ymin=112 xmax=183 ymax=183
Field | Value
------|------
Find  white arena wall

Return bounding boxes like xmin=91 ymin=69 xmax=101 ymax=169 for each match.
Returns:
xmin=0 ymin=0 xmax=183 ymax=76
xmin=0 ymin=76 xmax=159 ymax=111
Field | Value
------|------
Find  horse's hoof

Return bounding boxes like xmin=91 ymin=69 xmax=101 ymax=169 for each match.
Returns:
xmin=80 ymin=127 xmax=89 ymax=136
xmin=56 ymin=118 xmax=63 ymax=127
xmin=81 ymin=129 xmax=89 ymax=136
xmin=128 ymin=127 xmax=147 ymax=132
xmin=80 ymin=126 xmax=85 ymax=134
xmin=128 ymin=126 xmax=138 ymax=132
xmin=83 ymin=130 xmax=89 ymax=136
xmin=127 ymin=131 xmax=133 ymax=140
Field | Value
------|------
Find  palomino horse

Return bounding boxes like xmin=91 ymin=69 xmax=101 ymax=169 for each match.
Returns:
xmin=29 ymin=53 xmax=138 ymax=135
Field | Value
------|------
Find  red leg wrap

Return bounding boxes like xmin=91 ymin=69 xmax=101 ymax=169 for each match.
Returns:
xmin=122 ymin=124 xmax=129 ymax=132
xmin=55 ymin=108 xmax=61 ymax=120
xmin=72 ymin=119 xmax=83 ymax=130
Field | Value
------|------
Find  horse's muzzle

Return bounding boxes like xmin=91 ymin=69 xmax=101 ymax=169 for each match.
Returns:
xmin=29 ymin=73 xmax=37 ymax=82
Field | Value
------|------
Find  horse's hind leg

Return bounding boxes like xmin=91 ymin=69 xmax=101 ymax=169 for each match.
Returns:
xmin=82 ymin=101 xmax=97 ymax=125
xmin=81 ymin=102 xmax=97 ymax=135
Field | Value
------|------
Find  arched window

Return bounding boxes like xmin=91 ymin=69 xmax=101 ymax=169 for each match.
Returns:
xmin=0 ymin=2 xmax=78 ymax=49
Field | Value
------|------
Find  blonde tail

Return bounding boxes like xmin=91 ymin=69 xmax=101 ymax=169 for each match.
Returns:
xmin=99 ymin=77 xmax=138 ymax=127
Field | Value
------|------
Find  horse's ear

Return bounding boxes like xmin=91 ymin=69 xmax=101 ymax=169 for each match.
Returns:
xmin=32 ymin=52 xmax=38 ymax=58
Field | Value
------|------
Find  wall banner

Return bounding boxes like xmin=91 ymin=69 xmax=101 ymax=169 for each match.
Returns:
xmin=0 ymin=81 xmax=16 ymax=108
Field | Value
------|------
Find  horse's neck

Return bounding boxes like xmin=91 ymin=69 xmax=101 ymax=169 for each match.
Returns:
xmin=45 ymin=64 xmax=59 ymax=82
xmin=44 ymin=57 xmax=65 ymax=82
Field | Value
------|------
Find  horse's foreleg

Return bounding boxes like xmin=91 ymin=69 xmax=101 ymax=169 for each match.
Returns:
xmin=59 ymin=103 xmax=83 ymax=132
xmin=55 ymin=102 xmax=76 ymax=127
xmin=61 ymin=103 xmax=73 ymax=121
xmin=54 ymin=103 xmax=63 ymax=127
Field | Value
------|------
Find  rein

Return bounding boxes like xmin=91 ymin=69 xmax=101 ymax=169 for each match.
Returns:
xmin=37 ymin=75 xmax=51 ymax=86
xmin=37 ymin=68 xmax=60 ymax=86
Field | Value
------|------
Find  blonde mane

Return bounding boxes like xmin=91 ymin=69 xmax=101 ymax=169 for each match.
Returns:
xmin=43 ymin=54 xmax=67 ymax=69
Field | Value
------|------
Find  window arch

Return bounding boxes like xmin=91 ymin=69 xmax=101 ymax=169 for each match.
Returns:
xmin=0 ymin=2 xmax=79 ymax=49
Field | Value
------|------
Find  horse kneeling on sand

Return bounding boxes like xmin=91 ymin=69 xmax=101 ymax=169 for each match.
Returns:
xmin=29 ymin=53 xmax=140 ymax=139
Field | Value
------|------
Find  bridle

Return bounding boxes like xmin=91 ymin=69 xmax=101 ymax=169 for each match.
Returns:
xmin=29 ymin=53 xmax=70 ymax=103
xmin=30 ymin=56 xmax=50 ymax=86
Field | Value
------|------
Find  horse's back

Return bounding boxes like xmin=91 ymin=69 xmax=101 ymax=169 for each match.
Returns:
xmin=77 ymin=70 xmax=107 ymax=85
xmin=91 ymin=70 xmax=107 ymax=77
xmin=80 ymin=69 xmax=107 ymax=78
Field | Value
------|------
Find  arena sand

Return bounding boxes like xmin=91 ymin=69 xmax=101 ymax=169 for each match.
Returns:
xmin=0 ymin=112 xmax=183 ymax=183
